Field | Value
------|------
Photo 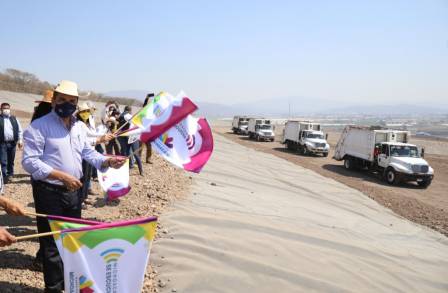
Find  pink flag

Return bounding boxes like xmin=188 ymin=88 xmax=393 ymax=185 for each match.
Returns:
xmin=152 ymin=115 xmax=214 ymax=173
xmin=133 ymin=92 xmax=198 ymax=143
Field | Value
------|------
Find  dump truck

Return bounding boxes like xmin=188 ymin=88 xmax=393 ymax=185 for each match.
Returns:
xmin=282 ymin=120 xmax=330 ymax=156
xmin=333 ymin=125 xmax=434 ymax=187
xmin=231 ymin=116 xmax=250 ymax=135
xmin=248 ymin=118 xmax=275 ymax=141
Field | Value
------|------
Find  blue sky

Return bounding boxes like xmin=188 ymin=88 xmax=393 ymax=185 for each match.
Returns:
xmin=0 ymin=0 xmax=447 ymax=105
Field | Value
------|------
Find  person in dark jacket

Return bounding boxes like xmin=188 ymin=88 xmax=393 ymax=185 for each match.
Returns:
xmin=31 ymin=90 xmax=53 ymax=122
xmin=0 ymin=103 xmax=23 ymax=183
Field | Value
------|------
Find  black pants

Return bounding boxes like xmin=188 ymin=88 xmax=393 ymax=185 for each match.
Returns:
xmin=0 ymin=141 xmax=17 ymax=180
xmin=81 ymin=160 xmax=93 ymax=201
xmin=32 ymin=180 xmax=82 ymax=293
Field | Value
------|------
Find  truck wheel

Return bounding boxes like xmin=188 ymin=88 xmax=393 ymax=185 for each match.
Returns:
xmin=256 ymin=135 xmax=260 ymax=142
xmin=323 ymin=152 xmax=328 ymax=157
xmin=417 ymin=179 xmax=432 ymax=188
xmin=302 ymin=147 xmax=308 ymax=156
xmin=385 ymin=168 xmax=396 ymax=185
xmin=344 ymin=158 xmax=352 ymax=170
xmin=270 ymin=138 xmax=275 ymax=142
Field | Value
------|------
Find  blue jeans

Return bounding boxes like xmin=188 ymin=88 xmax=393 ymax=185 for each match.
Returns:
xmin=130 ymin=141 xmax=143 ymax=175
xmin=0 ymin=141 xmax=17 ymax=180
xmin=118 ymin=137 xmax=143 ymax=175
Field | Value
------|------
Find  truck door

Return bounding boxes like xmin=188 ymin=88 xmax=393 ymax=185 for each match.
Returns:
xmin=377 ymin=144 xmax=389 ymax=168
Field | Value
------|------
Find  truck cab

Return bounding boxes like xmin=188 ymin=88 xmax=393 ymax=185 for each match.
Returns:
xmin=375 ymin=142 xmax=434 ymax=187
xmin=255 ymin=124 xmax=275 ymax=142
xmin=232 ymin=116 xmax=250 ymax=135
xmin=239 ymin=120 xmax=249 ymax=134
xmin=300 ymin=130 xmax=330 ymax=156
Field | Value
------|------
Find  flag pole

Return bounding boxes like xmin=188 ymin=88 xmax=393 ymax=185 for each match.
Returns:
xmin=16 ymin=230 xmax=61 ymax=241
xmin=112 ymin=110 xmax=141 ymax=136
xmin=1 ymin=209 xmax=48 ymax=218
xmin=26 ymin=211 xmax=48 ymax=218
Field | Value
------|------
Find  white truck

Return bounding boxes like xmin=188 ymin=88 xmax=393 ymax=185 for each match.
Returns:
xmin=282 ymin=120 xmax=330 ymax=156
xmin=248 ymin=118 xmax=275 ymax=142
xmin=232 ymin=116 xmax=250 ymax=135
xmin=334 ymin=125 xmax=434 ymax=187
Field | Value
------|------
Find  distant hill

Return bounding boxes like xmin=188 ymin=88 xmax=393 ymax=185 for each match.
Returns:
xmin=325 ymin=104 xmax=448 ymax=116
xmin=104 ymin=90 xmax=448 ymax=118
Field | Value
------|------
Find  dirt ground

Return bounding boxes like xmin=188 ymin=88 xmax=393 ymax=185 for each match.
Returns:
xmin=215 ymin=126 xmax=448 ymax=237
xmin=0 ymin=145 xmax=190 ymax=292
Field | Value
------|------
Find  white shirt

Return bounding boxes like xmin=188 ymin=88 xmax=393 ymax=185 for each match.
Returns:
xmin=2 ymin=115 xmax=23 ymax=143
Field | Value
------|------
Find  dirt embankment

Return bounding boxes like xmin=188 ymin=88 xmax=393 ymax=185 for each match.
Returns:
xmin=215 ymin=126 xmax=448 ymax=237
xmin=0 ymin=136 xmax=190 ymax=292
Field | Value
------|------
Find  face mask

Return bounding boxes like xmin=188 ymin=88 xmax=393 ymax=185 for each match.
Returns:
xmin=79 ymin=111 xmax=90 ymax=122
xmin=54 ymin=102 xmax=77 ymax=118
xmin=2 ymin=109 xmax=10 ymax=116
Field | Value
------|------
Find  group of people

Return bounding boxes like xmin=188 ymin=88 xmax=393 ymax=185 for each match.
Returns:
xmin=0 ymin=80 xmax=154 ymax=292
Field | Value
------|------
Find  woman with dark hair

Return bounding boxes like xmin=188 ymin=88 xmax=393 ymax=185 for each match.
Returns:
xmin=31 ymin=90 xmax=53 ymax=122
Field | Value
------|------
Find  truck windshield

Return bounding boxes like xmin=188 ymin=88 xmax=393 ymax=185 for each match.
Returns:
xmin=240 ymin=121 xmax=248 ymax=126
xmin=390 ymin=145 xmax=419 ymax=157
xmin=260 ymin=125 xmax=272 ymax=130
xmin=306 ymin=133 xmax=324 ymax=139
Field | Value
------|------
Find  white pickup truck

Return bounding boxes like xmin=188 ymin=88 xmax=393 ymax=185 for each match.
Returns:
xmin=282 ymin=120 xmax=330 ymax=156
xmin=248 ymin=118 xmax=275 ymax=142
xmin=231 ymin=116 xmax=250 ymax=135
xmin=334 ymin=126 xmax=434 ymax=187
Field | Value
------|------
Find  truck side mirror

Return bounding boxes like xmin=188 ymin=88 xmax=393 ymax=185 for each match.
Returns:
xmin=325 ymin=134 xmax=328 ymax=140
xmin=421 ymin=147 xmax=425 ymax=158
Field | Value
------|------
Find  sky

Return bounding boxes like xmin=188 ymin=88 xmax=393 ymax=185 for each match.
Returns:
xmin=0 ymin=0 xmax=447 ymax=106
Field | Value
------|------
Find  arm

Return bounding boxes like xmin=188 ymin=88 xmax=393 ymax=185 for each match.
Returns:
xmin=82 ymin=141 xmax=126 ymax=170
xmin=0 ymin=228 xmax=15 ymax=247
xmin=22 ymin=125 xmax=55 ymax=181
xmin=22 ymin=123 xmax=82 ymax=191
xmin=17 ymin=119 xmax=23 ymax=148
xmin=0 ymin=197 xmax=25 ymax=216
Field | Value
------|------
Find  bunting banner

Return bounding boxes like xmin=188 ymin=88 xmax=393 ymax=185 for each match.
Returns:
xmin=152 ymin=115 xmax=214 ymax=173
xmin=97 ymin=157 xmax=131 ymax=201
xmin=131 ymin=91 xmax=197 ymax=143
xmin=51 ymin=217 xmax=158 ymax=293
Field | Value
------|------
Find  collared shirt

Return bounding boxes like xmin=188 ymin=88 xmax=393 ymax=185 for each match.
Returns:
xmin=22 ymin=111 xmax=108 ymax=185
xmin=1 ymin=115 xmax=23 ymax=142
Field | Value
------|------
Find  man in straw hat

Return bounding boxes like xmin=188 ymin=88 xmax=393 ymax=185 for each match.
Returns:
xmin=22 ymin=80 xmax=126 ymax=292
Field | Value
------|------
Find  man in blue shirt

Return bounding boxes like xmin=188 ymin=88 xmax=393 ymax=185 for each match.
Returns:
xmin=0 ymin=102 xmax=23 ymax=184
xmin=22 ymin=80 xmax=126 ymax=293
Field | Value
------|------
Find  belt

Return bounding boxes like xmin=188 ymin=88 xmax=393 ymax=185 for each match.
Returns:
xmin=33 ymin=180 xmax=79 ymax=193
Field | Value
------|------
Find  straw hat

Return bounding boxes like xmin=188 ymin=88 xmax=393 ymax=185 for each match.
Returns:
xmin=54 ymin=80 xmax=78 ymax=97
xmin=86 ymin=100 xmax=96 ymax=111
xmin=78 ymin=102 xmax=90 ymax=112
xmin=35 ymin=90 xmax=54 ymax=103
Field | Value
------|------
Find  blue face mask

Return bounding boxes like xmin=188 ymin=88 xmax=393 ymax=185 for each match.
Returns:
xmin=54 ymin=102 xmax=77 ymax=118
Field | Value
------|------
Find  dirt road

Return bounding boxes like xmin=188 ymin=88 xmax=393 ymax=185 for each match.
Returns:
xmin=153 ymin=133 xmax=448 ymax=292
xmin=215 ymin=127 xmax=448 ymax=237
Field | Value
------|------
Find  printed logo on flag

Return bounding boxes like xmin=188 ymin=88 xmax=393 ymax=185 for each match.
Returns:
xmin=79 ymin=275 xmax=94 ymax=293
xmin=152 ymin=115 xmax=214 ymax=173
xmin=101 ymin=248 xmax=125 ymax=263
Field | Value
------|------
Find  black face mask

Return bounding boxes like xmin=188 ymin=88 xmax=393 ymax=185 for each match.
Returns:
xmin=54 ymin=102 xmax=77 ymax=118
